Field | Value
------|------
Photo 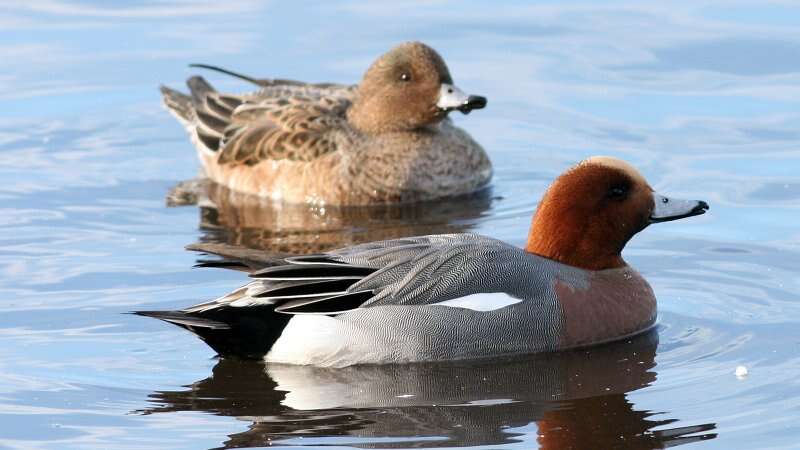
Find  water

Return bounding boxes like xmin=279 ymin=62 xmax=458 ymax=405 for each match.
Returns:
xmin=1 ymin=1 xmax=799 ymax=449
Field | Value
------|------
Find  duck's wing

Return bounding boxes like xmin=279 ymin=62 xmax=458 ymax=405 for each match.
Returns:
xmin=136 ymin=234 xmax=534 ymax=358
xmin=216 ymin=91 xmax=354 ymax=165
xmin=167 ymin=75 xmax=356 ymax=164
xmin=192 ymin=233 xmax=532 ymax=315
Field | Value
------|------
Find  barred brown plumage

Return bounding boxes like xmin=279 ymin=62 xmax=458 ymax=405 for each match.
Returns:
xmin=159 ymin=41 xmax=491 ymax=205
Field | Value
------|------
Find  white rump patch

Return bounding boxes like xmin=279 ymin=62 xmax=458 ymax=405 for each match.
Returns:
xmin=433 ymin=292 xmax=522 ymax=312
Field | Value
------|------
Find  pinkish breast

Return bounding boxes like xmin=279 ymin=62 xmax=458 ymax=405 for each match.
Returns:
xmin=555 ymin=266 xmax=656 ymax=350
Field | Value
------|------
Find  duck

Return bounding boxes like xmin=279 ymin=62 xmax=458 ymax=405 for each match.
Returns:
xmin=160 ymin=41 xmax=491 ymax=206
xmin=136 ymin=156 xmax=709 ymax=367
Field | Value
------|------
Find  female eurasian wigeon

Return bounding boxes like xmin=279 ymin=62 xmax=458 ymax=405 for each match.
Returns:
xmin=137 ymin=157 xmax=709 ymax=367
xmin=160 ymin=41 xmax=491 ymax=205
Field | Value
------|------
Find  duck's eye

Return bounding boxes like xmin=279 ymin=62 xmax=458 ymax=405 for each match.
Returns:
xmin=399 ymin=73 xmax=411 ymax=82
xmin=608 ymin=185 xmax=629 ymax=199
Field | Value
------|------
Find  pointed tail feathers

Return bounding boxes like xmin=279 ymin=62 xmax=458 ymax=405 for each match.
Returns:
xmin=133 ymin=307 xmax=291 ymax=359
xmin=186 ymin=75 xmax=216 ymax=105
xmin=159 ymin=85 xmax=194 ymax=124
xmin=159 ymin=75 xmax=217 ymax=123
xmin=160 ymin=76 xmax=231 ymax=154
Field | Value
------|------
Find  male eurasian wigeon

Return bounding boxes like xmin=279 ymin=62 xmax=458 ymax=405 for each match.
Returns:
xmin=160 ymin=41 xmax=491 ymax=205
xmin=137 ymin=156 xmax=709 ymax=367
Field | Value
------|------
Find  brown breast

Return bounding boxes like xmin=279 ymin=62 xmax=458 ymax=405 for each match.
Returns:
xmin=555 ymin=266 xmax=656 ymax=349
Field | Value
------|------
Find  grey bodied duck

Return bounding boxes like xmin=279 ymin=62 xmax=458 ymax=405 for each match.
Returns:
xmin=137 ymin=157 xmax=709 ymax=367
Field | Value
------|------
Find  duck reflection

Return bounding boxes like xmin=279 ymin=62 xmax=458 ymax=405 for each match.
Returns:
xmin=140 ymin=331 xmax=716 ymax=449
xmin=169 ymin=178 xmax=496 ymax=256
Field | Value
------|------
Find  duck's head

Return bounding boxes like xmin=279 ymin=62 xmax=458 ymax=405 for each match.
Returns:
xmin=348 ymin=41 xmax=487 ymax=134
xmin=525 ymin=156 xmax=709 ymax=270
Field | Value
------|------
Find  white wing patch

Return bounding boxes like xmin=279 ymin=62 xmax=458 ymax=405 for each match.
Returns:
xmin=433 ymin=292 xmax=522 ymax=312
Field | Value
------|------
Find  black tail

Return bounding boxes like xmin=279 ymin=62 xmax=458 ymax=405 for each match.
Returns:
xmin=189 ymin=63 xmax=267 ymax=87
xmin=134 ymin=306 xmax=291 ymax=359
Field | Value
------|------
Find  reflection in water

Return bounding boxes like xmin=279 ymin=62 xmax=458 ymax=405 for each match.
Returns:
xmin=140 ymin=331 xmax=716 ymax=449
xmin=169 ymin=177 xmax=497 ymax=256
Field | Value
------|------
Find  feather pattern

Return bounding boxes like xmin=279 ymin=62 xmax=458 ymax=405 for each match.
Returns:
xmin=187 ymin=80 xmax=356 ymax=165
xmin=136 ymin=231 xmax=658 ymax=364
xmin=159 ymin=42 xmax=492 ymax=205
xmin=182 ymin=233 xmax=550 ymax=315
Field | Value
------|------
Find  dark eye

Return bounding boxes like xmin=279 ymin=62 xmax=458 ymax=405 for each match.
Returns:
xmin=399 ymin=72 xmax=411 ymax=82
xmin=608 ymin=185 xmax=629 ymax=199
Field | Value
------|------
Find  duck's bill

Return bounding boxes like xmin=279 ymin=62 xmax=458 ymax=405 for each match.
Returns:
xmin=437 ymin=83 xmax=487 ymax=114
xmin=649 ymin=193 xmax=710 ymax=223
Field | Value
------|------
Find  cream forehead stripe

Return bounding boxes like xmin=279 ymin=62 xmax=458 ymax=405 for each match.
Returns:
xmin=582 ymin=156 xmax=648 ymax=186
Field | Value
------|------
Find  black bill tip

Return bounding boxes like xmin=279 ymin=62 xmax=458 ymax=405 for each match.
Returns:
xmin=457 ymin=95 xmax=487 ymax=114
xmin=649 ymin=199 xmax=710 ymax=224
xmin=693 ymin=200 xmax=710 ymax=215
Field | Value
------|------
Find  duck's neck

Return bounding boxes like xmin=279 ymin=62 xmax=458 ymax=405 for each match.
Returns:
xmin=347 ymin=97 xmax=382 ymax=134
xmin=524 ymin=211 xmax=626 ymax=271
xmin=347 ymin=90 xmax=441 ymax=135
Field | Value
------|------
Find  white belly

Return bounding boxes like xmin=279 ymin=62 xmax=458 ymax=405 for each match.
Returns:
xmin=264 ymin=293 xmax=526 ymax=367
xmin=265 ymin=314 xmax=396 ymax=367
